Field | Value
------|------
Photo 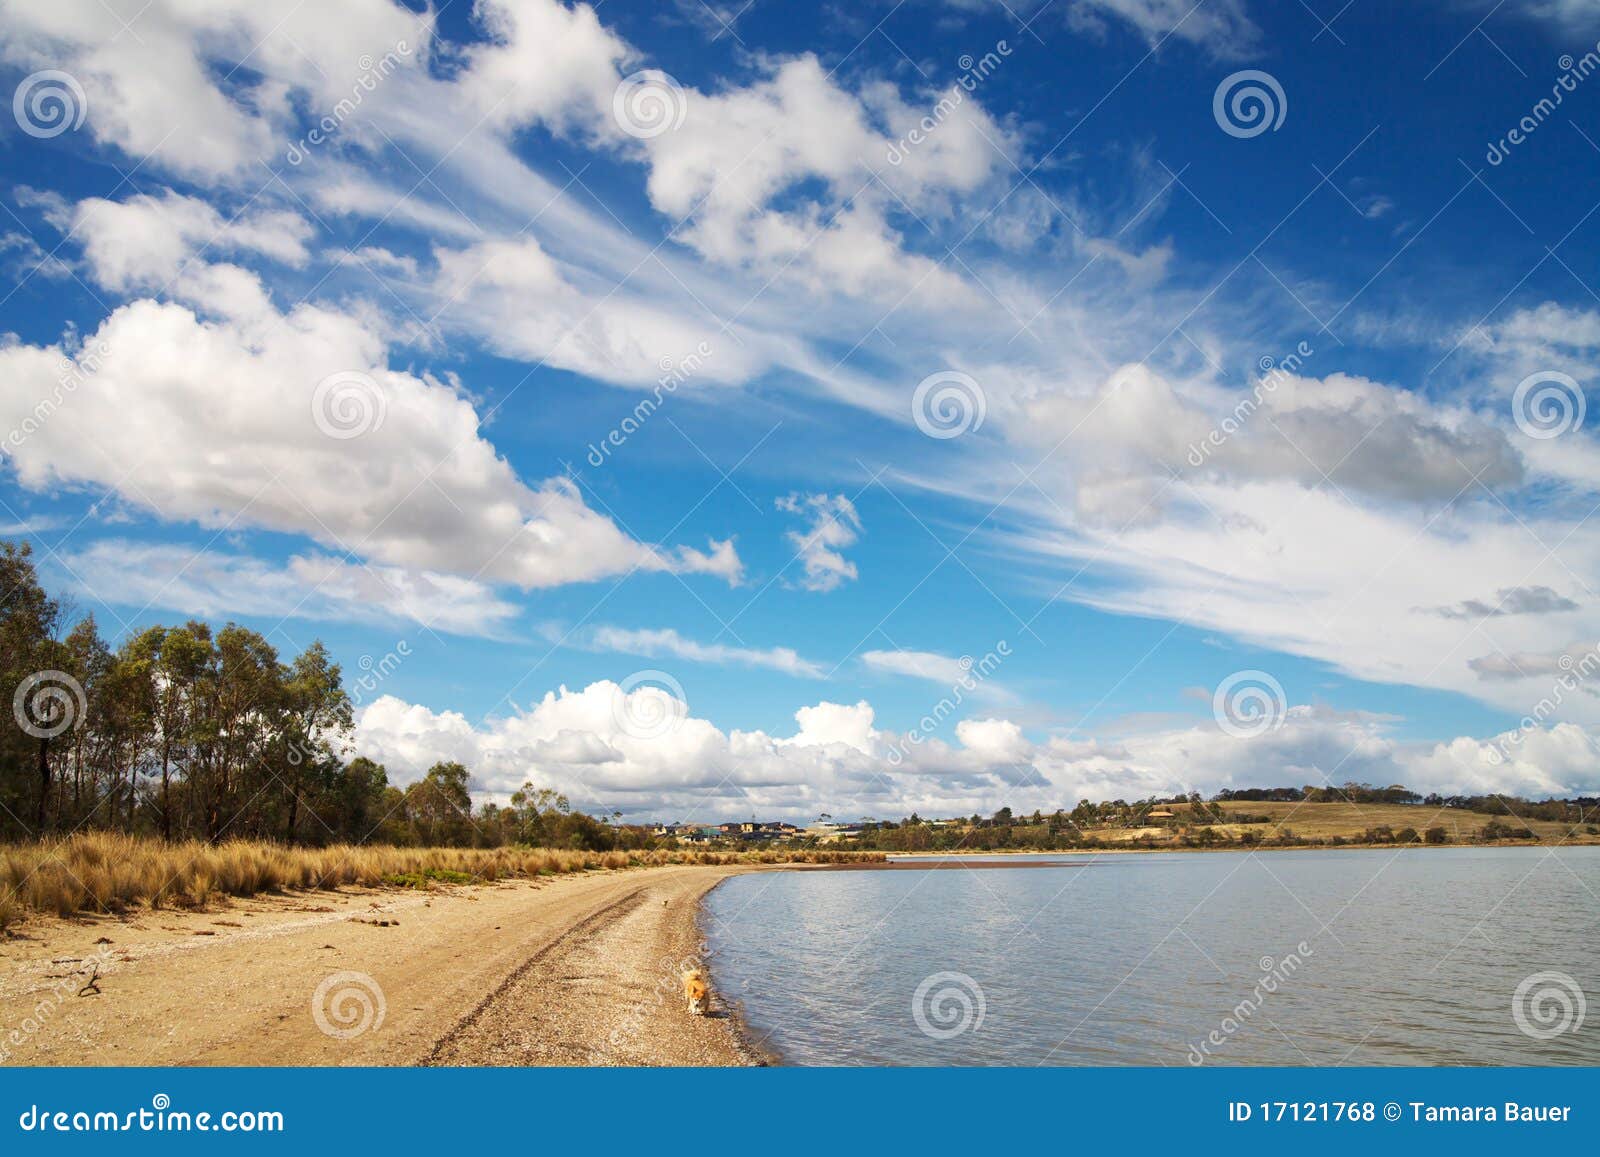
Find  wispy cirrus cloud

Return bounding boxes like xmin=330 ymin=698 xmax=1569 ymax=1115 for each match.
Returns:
xmin=591 ymin=626 xmax=825 ymax=677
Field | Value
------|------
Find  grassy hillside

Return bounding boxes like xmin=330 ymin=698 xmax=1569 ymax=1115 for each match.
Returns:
xmin=1107 ymin=799 xmax=1597 ymax=844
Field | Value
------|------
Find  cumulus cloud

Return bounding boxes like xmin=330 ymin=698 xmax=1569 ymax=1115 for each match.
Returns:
xmin=0 ymin=0 xmax=432 ymax=179
xmin=353 ymin=684 xmax=1600 ymax=820
xmin=64 ymin=190 xmax=314 ymax=292
xmin=777 ymin=492 xmax=862 ymax=592
xmin=1013 ymin=365 xmax=1522 ymax=523
xmin=0 ymin=264 xmax=742 ymax=591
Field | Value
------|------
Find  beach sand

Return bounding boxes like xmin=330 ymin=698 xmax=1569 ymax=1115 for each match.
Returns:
xmin=0 ymin=865 xmax=762 ymax=1067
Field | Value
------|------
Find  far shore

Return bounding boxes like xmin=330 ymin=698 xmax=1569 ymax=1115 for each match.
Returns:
xmin=871 ymin=838 xmax=1600 ymax=858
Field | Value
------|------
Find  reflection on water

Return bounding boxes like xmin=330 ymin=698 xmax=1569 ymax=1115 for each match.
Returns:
xmin=701 ymin=847 xmax=1599 ymax=1066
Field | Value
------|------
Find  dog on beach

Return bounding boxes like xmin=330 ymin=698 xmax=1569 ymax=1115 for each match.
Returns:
xmin=682 ymin=967 xmax=711 ymax=1016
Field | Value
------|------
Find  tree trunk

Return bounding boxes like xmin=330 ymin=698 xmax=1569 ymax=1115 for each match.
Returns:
xmin=35 ymin=736 xmax=49 ymax=830
xmin=161 ymin=741 xmax=172 ymax=841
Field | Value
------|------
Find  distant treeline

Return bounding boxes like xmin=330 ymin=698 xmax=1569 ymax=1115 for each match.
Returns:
xmin=0 ymin=541 xmax=642 ymax=850
xmin=841 ymin=788 xmax=1600 ymax=853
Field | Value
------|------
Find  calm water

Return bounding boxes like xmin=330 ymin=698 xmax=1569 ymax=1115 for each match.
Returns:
xmin=701 ymin=848 xmax=1600 ymax=1066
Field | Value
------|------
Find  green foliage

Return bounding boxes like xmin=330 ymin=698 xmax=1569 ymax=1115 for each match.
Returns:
xmin=0 ymin=539 xmax=653 ymax=852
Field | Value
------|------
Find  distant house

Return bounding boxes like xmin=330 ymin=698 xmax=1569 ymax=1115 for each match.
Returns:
xmin=1147 ymin=809 xmax=1175 ymax=820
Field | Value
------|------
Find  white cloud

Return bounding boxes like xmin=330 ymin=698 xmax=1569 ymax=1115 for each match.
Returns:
xmin=430 ymin=235 xmax=764 ymax=387
xmin=353 ymin=683 xmax=1600 ymax=820
xmin=452 ymin=0 xmax=627 ymax=134
xmin=61 ymin=539 xmax=519 ymax=636
xmin=777 ymin=492 xmax=862 ymax=592
xmin=862 ymin=648 xmax=973 ymax=684
xmin=0 ymin=264 xmax=742 ymax=591
xmin=68 ymin=190 xmax=314 ymax=292
xmin=590 ymin=625 xmax=824 ymax=677
xmin=1066 ymin=0 xmax=1259 ymax=53
xmin=0 ymin=0 xmax=432 ymax=180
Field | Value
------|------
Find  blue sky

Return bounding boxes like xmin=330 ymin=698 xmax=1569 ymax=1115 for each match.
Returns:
xmin=3 ymin=0 xmax=1600 ymax=820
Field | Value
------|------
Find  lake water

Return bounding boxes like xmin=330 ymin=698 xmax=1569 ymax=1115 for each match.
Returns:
xmin=700 ymin=847 xmax=1600 ymax=1066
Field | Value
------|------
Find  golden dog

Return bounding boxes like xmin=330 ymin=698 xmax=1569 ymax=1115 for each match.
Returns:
xmin=682 ymin=968 xmax=711 ymax=1016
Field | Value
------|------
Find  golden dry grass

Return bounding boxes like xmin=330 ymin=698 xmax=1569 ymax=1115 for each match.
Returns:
xmin=1210 ymin=800 xmax=1589 ymax=841
xmin=0 ymin=833 xmax=883 ymax=926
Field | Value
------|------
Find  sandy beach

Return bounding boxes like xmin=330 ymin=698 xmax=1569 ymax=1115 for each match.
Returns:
xmin=0 ymin=865 xmax=764 ymax=1067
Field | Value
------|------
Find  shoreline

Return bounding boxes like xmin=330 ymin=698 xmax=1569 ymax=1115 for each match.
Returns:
xmin=0 ymin=864 xmax=766 ymax=1067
